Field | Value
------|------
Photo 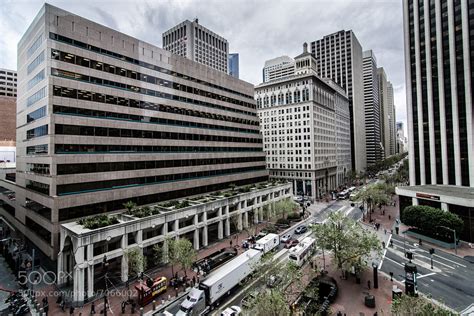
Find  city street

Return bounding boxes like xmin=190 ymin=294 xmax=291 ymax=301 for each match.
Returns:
xmin=379 ymin=233 xmax=474 ymax=312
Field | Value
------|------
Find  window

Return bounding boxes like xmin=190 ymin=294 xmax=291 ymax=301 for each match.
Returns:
xmin=27 ymin=106 xmax=46 ymax=123
xmin=26 ymin=163 xmax=50 ymax=175
xmin=26 ymin=124 xmax=48 ymax=139
xmin=27 ymin=50 xmax=45 ymax=74
xmin=26 ymin=144 xmax=48 ymax=155
xmin=27 ymin=34 xmax=43 ymax=58
xmin=26 ymin=86 xmax=46 ymax=107
xmin=27 ymin=69 xmax=45 ymax=90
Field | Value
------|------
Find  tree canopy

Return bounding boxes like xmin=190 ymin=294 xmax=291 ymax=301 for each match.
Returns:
xmin=311 ymin=212 xmax=382 ymax=273
xmin=392 ymin=294 xmax=457 ymax=316
xmin=167 ymin=237 xmax=197 ymax=277
xmin=401 ymin=205 xmax=463 ymax=241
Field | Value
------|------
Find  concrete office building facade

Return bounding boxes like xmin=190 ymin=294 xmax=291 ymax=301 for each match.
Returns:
xmin=0 ymin=69 xmax=17 ymax=148
xmin=0 ymin=68 xmax=17 ymax=97
xmin=311 ymin=30 xmax=366 ymax=172
xmin=1 ymin=4 xmax=271 ymax=268
xmin=387 ymin=82 xmax=397 ymax=156
xmin=397 ymin=0 xmax=474 ymax=242
xmin=262 ymin=55 xmax=295 ymax=83
xmin=362 ymin=50 xmax=382 ymax=166
xmin=162 ymin=19 xmax=229 ymax=73
xmin=256 ymin=44 xmax=351 ymax=199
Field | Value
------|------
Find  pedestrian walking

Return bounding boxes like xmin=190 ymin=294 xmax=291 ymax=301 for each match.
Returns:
xmin=419 ymin=239 xmax=423 ymax=246
xmin=230 ymin=239 xmax=233 ymax=247
xmin=192 ymin=275 xmax=196 ymax=286
xmin=60 ymin=300 xmax=65 ymax=312
xmin=121 ymin=301 xmax=126 ymax=314
xmin=91 ymin=301 xmax=95 ymax=314
xmin=384 ymin=228 xmax=387 ymax=235
xmin=69 ymin=305 xmax=75 ymax=315
xmin=388 ymin=214 xmax=391 ymax=220
xmin=382 ymin=241 xmax=386 ymax=249
xmin=367 ymin=280 xmax=371 ymax=290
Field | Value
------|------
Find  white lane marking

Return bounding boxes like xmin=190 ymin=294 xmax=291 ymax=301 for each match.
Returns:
xmin=390 ymin=239 xmax=466 ymax=267
xmin=384 ymin=256 xmax=404 ymax=267
xmin=418 ymin=272 xmax=436 ymax=279
xmin=378 ymin=234 xmax=392 ymax=270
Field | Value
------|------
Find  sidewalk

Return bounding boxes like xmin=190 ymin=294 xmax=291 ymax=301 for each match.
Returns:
xmin=30 ymin=222 xmax=270 ymax=315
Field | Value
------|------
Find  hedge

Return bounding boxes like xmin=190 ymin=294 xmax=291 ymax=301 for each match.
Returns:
xmin=401 ymin=205 xmax=463 ymax=241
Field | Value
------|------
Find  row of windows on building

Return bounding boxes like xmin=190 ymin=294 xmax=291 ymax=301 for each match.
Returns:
xmin=51 ymin=68 xmax=256 ymax=117
xmin=50 ymin=33 xmax=252 ymax=100
xmin=52 ymin=49 xmax=254 ymax=110
xmin=52 ymin=86 xmax=258 ymax=127
xmin=26 ymin=156 xmax=265 ymax=176
xmin=26 ymin=143 xmax=262 ymax=156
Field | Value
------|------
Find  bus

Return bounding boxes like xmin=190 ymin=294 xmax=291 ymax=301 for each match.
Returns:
xmin=135 ymin=276 xmax=167 ymax=306
xmin=288 ymin=237 xmax=315 ymax=267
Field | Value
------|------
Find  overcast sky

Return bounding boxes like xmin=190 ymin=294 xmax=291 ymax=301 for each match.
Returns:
xmin=0 ymin=0 xmax=407 ymax=131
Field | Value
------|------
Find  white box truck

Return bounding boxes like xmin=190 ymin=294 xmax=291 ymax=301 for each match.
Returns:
xmin=253 ymin=233 xmax=279 ymax=254
xmin=176 ymin=249 xmax=262 ymax=315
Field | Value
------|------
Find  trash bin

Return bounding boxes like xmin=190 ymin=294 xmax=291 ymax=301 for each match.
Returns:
xmin=364 ymin=294 xmax=376 ymax=308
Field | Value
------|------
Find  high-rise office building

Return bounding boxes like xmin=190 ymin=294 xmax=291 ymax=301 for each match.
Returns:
xmin=397 ymin=0 xmax=474 ymax=242
xmin=311 ymin=30 xmax=366 ymax=172
xmin=262 ymin=55 xmax=295 ymax=83
xmin=162 ymin=19 xmax=229 ymax=73
xmin=378 ymin=67 xmax=397 ymax=159
xmin=2 ymin=4 xmax=269 ymax=266
xmin=396 ymin=121 xmax=407 ymax=154
xmin=256 ymin=44 xmax=351 ymax=199
xmin=363 ymin=50 xmax=382 ymax=166
xmin=0 ymin=68 xmax=17 ymax=97
xmin=387 ymin=81 xmax=397 ymax=155
xmin=228 ymin=53 xmax=239 ymax=78
xmin=0 ymin=69 xmax=17 ymax=145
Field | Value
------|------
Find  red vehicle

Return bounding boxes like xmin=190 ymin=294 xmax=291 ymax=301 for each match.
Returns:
xmin=285 ymin=239 xmax=300 ymax=249
xmin=135 ymin=276 xmax=167 ymax=306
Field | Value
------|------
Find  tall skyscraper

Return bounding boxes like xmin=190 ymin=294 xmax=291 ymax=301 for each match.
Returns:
xmin=3 ymin=4 xmax=268 ymax=265
xmin=387 ymin=81 xmax=397 ymax=155
xmin=262 ymin=55 xmax=295 ymax=83
xmin=377 ymin=67 xmax=397 ymax=159
xmin=311 ymin=30 xmax=366 ymax=172
xmin=397 ymin=0 xmax=474 ymax=242
xmin=228 ymin=53 xmax=239 ymax=78
xmin=256 ymin=44 xmax=352 ymax=199
xmin=396 ymin=121 xmax=406 ymax=153
xmin=162 ymin=19 xmax=229 ymax=73
xmin=362 ymin=50 xmax=382 ymax=166
xmin=0 ymin=68 xmax=17 ymax=145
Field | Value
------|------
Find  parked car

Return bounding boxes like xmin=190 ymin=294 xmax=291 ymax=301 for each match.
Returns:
xmin=295 ymin=225 xmax=307 ymax=234
xmin=266 ymin=274 xmax=283 ymax=288
xmin=241 ymin=290 xmax=259 ymax=309
xmin=221 ymin=306 xmax=242 ymax=316
xmin=285 ymin=239 xmax=300 ymax=249
xmin=281 ymin=234 xmax=292 ymax=243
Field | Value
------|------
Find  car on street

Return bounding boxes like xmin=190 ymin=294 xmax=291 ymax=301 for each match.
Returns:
xmin=266 ymin=274 xmax=283 ymax=288
xmin=221 ymin=306 xmax=242 ymax=316
xmin=241 ymin=290 xmax=259 ymax=309
xmin=294 ymin=225 xmax=307 ymax=234
xmin=285 ymin=239 xmax=300 ymax=249
xmin=281 ymin=234 xmax=292 ymax=243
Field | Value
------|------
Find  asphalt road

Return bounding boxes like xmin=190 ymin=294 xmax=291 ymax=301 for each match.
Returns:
xmin=380 ymin=234 xmax=474 ymax=312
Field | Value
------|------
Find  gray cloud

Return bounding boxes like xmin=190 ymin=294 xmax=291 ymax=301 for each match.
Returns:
xmin=0 ymin=0 xmax=407 ymax=131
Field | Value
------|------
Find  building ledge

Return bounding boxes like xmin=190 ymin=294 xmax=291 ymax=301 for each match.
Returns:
xmin=396 ymin=185 xmax=474 ymax=207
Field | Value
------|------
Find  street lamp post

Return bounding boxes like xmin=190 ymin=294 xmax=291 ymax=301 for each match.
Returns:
xmin=372 ymin=262 xmax=378 ymax=289
xmin=437 ymin=226 xmax=457 ymax=255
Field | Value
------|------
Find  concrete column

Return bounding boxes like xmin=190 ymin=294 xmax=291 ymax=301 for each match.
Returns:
xmin=121 ymin=235 xmax=128 ymax=283
xmin=243 ymin=211 xmax=249 ymax=228
xmin=237 ymin=213 xmax=243 ymax=231
xmin=73 ymin=268 xmax=85 ymax=302
xmin=253 ymin=209 xmax=259 ymax=225
xmin=259 ymin=207 xmax=264 ymax=222
xmin=202 ymin=226 xmax=208 ymax=247
xmin=87 ymin=245 xmax=94 ymax=298
xmin=193 ymin=229 xmax=200 ymax=250
xmin=218 ymin=221 xmax=224 ymax=240
xmin=225 ymin=218 xmax=230 ymax=237
xmin=412 ymin=198 xmax=419 ymax=206
xmin=174 ymin=220 xmax=179 ymax=237
xmin=311 ymin=179 xmax=317 ymax=200
xmin=162 ymin=222 xmax=168 ymax=236
xmin=136 ymin=231 xmax=143 ymax=255
xmin=57 ymin=251 xmax=65 ymax=285
xmin=441 ymin=203 xmax=448 ymax=211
